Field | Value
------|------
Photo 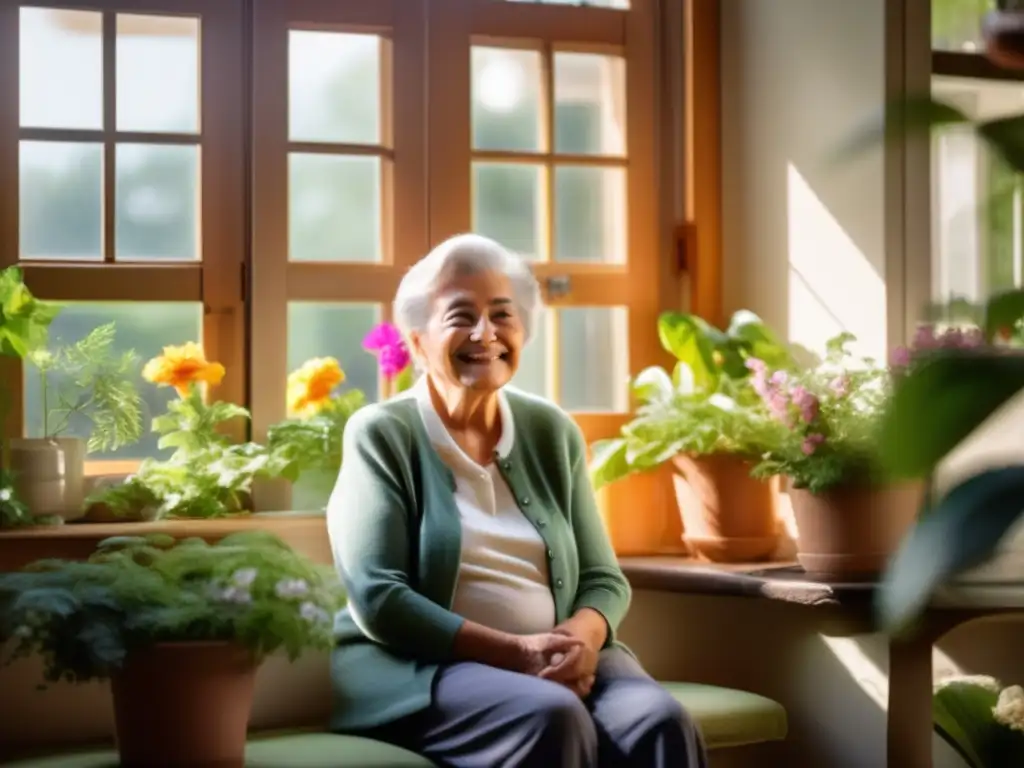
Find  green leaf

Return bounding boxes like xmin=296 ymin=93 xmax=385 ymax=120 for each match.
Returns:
xmin=837 ymin=96 xmax=970 ymax=164
xmin=979 ymin=114 xmax=1024 ymax=174
xmin=880 ymin=351 xmax=1024 ymax=478
xmin=878 ymin=467 xmax=1024 ymax=633
xmin=726 ymin=310 xmax=792 ymax=369
xmin=657 ymin=312 xmax=719 ymax=388
xmin=589 ymin=438 xmax=631 ymax=490
xmin=631 ymin=366 xmax=674 ymax=405
xmin=984 ymin=289 xmax=1024 ymax=342
xmin=933 ymin=681 xmax=998 ymax=768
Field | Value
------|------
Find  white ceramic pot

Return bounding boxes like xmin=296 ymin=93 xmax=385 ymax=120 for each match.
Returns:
xmin=8 ymin=437 xmax=87 ymax=521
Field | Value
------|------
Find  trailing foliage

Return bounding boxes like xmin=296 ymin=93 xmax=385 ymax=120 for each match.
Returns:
xmin=28 ymin=323 xmax=143 ymax=452
xmin=87 ymin=387 xmax=287 ymax=519
xmin=590 ymin=310 xmax=792 ymax=489
xmin=0 ymin=532 xmax=345 ymax=685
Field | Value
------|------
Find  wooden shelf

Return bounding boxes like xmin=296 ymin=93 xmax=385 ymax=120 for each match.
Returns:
xmin=0 ymin=512 xmax=328 ymax=571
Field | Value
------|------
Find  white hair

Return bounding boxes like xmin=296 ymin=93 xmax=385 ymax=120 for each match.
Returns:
xmin=393 ymin=233 xmax=542 ymax=344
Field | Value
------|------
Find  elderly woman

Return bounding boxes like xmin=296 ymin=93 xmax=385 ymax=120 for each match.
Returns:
xmin=327 ymin=233 xmax=708 ymax=767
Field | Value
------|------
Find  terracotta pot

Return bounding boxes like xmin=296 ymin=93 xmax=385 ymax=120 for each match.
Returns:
xmin=789 ymin=481 xmax=925 ymax=579
xmin=111 ymin=642 xmax=258 ymax=768
xmin=670 ymin=454 xmax=780 ymax=562
xmin=983 ymin=10 xmax=1024 ymax=70
xmin=8 ymin=437 xmax=86 ymax=521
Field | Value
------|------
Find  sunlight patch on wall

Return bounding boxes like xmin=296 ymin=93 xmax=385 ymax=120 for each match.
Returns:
xmin=786 ymin=164 xmax=887 ymax=361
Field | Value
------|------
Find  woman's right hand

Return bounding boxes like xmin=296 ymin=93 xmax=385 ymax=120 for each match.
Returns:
xmin=513 ymin=632 xmax=584 ymax=676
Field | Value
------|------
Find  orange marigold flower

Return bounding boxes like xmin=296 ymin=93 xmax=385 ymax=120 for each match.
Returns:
xmin=142 ymin=342 xmax=226 ymax=396
xmin=287 ymin=357 xmax=344 ymax=416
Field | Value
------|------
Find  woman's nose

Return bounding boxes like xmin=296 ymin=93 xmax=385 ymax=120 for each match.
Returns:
xmin=470 ymin=317 xmax=497 ymax=342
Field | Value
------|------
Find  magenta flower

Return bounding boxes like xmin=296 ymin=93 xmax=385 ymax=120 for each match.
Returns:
xmin=828 ymin=376 xmax=850 ymax=397
xmin=801 ymin=433 xmax=825 ymax=456
xmin=363 ymin=322 xmax=411 ymax=379
xmin=789 ymin=385 xmax=820 ymax=424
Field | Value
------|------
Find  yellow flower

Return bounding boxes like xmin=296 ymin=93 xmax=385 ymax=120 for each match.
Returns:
xmin=142 ymin=342 xmax=226 ymax=396
xmin=287 ymin=357 xmax=344 ymax=416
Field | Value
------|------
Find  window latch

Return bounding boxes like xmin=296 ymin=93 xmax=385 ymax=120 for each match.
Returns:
xmin=545 ymin=275 xmax=571 ymax=300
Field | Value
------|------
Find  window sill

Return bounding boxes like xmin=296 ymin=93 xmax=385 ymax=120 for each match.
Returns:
xmin=618 ymin=557 xmax=874 ymax=608
xmin=0 ymin=512 xmax=327 ymax=571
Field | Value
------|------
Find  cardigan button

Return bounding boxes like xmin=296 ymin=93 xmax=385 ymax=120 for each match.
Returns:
xmin=536 ymin=520 xmax=546 ymax=528
xmin=555 ymin=578 xmax=564 ymax=588
xmin=521 ymin=497 xmax=530 ymax=505
xmin=547 ymin=549 xmax=554 ymax=559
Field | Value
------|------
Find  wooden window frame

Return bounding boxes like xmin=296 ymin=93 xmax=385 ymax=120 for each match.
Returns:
xmin=0 ymin=0 xmax=247 ymax=469
xmin=0 ymin=0 xmax=725 ymax=547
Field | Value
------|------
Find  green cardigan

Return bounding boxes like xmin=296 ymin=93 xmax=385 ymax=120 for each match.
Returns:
xmin=327 ymin=388 xmax=632 ymax=731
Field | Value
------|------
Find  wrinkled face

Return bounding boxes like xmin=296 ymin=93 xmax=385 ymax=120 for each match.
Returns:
xmin=411 ymin=269 xmax=525 ymax=392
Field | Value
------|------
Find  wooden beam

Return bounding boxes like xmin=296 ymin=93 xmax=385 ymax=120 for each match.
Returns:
xmin=685 ymin=0 xmax=723 ymax=327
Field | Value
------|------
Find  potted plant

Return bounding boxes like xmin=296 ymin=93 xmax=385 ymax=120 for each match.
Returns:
xmin=0 ymin=531 xmax=344 ymax=767
xmin=266 ymin=356 xmax=366 ymax=510
xmin=86 ymin=342 xmax=284 ymax=521
xmin=932 ymin=675 xmax=1024 ymax=767
xmin=746 ymin=330 xmax=973 ymax=577
xmin=12 ymin=322 xmax=142 ymax=522
xmin=590 ymin=310 xmax=793 ymax=562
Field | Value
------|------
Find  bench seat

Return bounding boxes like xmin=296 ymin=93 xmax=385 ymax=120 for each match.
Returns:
xmin=6 ymin=682 xmax=786 ymax=767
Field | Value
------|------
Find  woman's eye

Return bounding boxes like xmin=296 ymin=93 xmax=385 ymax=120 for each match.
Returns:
xmin=447 ymin=312 xmax=475 ymax=325
xmin=492 ymin=311 xmax=512 ymax=321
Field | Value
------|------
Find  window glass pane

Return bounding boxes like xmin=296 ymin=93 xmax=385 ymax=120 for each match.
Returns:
xmin=472 ymin=162 xmax=545 ymax=260
xmin=554 ymin=165 xmax=626 ymax=263
xmin=559 ymin=307 xmax=628 ymax=411
xmin=505 ymin=0 xmax=629 ymax=7
xmin=286 ymin=302 xmax=381 ymax=510
xmin=287 ymin=302 xmax=382 ymax=402
xmin=20 ymin=8 xmax=102 ymax=130
xmin=116 ymin=14 xmax=200 ymax=134
xmin=289 ymin=154 xmax=382 ymax=262
xmin=932 ymin=0 xmax=993 ymax=52
xmin=554 ymin=52 xmax=626 ymax=156
xmin=932 ymin=76 xmax=1024 ymax=304
xmin=289 ymin=31 xmax=381 ymax=145
xmin=472 ymin=47 xmax=543 ymax=152
xmin=23 ymin=302 xmax=204 ymax=460
xmin=20 ymin=141 xmax=103 ymax=260
xmin=511 ymin=309 xmax=548 ymax=397
xmin=116 ymin=143 xmax=200 ymax=261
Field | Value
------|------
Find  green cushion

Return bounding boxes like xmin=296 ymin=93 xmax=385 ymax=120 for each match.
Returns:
xmin=246 ymin=733 xmax=434 ymax=767
xmin=6 ymin=683 xmax=785 ymax=766
xmin=663 ymin=681 xmax=788 ymax=749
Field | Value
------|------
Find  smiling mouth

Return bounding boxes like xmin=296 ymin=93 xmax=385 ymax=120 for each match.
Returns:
xmin=456 ymin=351 xmax=509 ymax=365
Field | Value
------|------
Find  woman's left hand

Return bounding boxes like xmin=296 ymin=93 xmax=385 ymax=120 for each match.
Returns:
xmin=539 ymin=642 xmax=599 ymax=698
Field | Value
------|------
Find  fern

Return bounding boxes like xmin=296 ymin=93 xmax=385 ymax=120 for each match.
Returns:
xmin=0 ymin=533 xmax=346 ymax=685
xmin=28 ymin=323 xmax=143 ymax=453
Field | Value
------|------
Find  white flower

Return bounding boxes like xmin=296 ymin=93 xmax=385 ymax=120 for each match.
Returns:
xmin=0 ymin=488 xmax=11 ymax=503
xmin=207 ymin=581 xmax=252 ymax=605
xmin=299 ymin=601 xmax=330 ymax=624
xmin=232 ymin=568 xmax=258 ymax=587
xmin=994 ymin=686 xmax=1024 ymax=732
xmin=274 ymin=578 xmax=309 ymax=599
xmin=934 ymin=674 xmax=1002 ymax=694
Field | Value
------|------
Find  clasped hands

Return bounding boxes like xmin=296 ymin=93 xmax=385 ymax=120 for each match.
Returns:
xmin=516 ymin=629 xmax=598 ymax=699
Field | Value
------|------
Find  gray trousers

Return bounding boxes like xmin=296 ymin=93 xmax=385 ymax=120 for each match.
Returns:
xmin=364 ymin=648 xmax=709 ymax=768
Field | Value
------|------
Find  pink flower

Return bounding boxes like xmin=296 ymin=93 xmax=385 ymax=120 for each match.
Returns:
xmin=828 ymin=376 xmax=849 ymax=397
xmin=889 ymin=346 xmax=911 ymax=369
xmin=912 ymin=325 xmax=937 ymax=351
xmin=745 ymin=358 xmax=767 ymax=374
xmin=789 ymin=385 xmax=820 ymax=424
xmin=769 ymin=370 xmax=789 ymax=387
xmin=801 ymin=433 xmax=825 ymax=456
xmin=363 ymin=322 xmax=411 ymax=379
